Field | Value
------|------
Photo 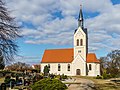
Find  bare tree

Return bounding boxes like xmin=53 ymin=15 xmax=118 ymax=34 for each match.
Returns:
xmin=99 ymin=57 xmax=107 ymax=75
xmin=0 ymin=0 xmax=20 ymax=63
xmin=107 ymin=50 xmax=120 ymax=69
xmin=5 ymin=62 xmax=32 ymax=71
xmin=100 ymin=50 xmax=120 ymax=77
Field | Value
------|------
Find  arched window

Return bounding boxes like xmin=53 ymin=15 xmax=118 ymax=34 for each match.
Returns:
xmin=89 ymin=64 xmax=92 ymax=70
xmin=80 ymin=39 xmax=83 ymax=46
xmin=77 ymin=39 xmax=79 ymax=46
xmin=58 ymin=64 xmax=61 ymax=71
xmin=48 ymin=64 xmax=50 ymax=71
xmin=68 ymin=64 xmax=70 ymax=71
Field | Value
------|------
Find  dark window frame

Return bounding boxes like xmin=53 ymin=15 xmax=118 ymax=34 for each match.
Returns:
xmin=89 ymin=64 xmax=92 ymax=70
xmin=80 ymin=39 xmax=83 ymax=46
xmin=77 ymin=39 xmax=79 ymax=46
xmin=68 ymin=64 xmax=70 ymax=71
xmin=58 ymin=64 xmax=61 ymax=71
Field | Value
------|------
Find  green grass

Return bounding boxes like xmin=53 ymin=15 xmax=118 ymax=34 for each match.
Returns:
xmin=0 ymin=77 xmax=5 ymax=83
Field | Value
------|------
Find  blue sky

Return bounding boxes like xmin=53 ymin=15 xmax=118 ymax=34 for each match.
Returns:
xmin=5 ymin=0 xmax=120 ymax=65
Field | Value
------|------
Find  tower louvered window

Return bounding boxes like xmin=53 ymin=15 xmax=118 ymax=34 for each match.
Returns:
xmin=80 ymin=39 xmax=83 ymax=46
xmin=77 ymin=39 xmax=79 ymax=46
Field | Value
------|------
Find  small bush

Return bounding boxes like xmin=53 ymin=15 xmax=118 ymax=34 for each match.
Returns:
xmin=111 ymin=74 xmax=116 ymax=78
xmin=31 ymin=78 xmax=67 ymax=90
xmin=107 ymin=74 xmax=112 ymax=78
xmin=11 ymin=73 xmax=16 ymax=77
xmin=102 ymin=73 xmax=108 ymax=79
xmin=61 ymin=74 xmax=68 ymax=80
xmin=102 ymin=73 xmax=112 ymax=79
xmin=0 ymin=73 xmax=3 ymax=77
xmin=4 ymin=76 xmax=11 ymax=84
xmin=49 ymin=74 xmax=55 ymax=79
xmin=55 ymin=75 xmax=61 ymax=80
xmin=96 ymin=75 xmax=102 ymax=79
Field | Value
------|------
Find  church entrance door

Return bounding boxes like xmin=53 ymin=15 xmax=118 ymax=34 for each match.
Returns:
xmin=76 ymin=69 xmax=81 ymax=75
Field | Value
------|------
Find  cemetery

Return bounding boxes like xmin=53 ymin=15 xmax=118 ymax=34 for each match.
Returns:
xmin=0 ymin=70 xmax=43 ymax=90
xmin=0 ymin=69 xmax=68 ymax=90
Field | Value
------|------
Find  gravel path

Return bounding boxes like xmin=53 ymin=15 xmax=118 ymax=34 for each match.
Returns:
xmin=63 ymin=77 xmax=96 ymax=90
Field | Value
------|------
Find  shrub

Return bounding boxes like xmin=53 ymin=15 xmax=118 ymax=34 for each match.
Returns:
xmin=11 ymin=73 xmax=16 ymax=77
xmin=55 ymin=75 xmax=61 ymax=80
xmin=61 ymin=74 xmax=68 ymax=80
xmin=102 ymin=73 xmax=108 ymax=79
xmin=0 ymin=71 xmax=11 ymax=76
xmin=15 ymin=73 xmax=23 ymax=77
xmin=49 ymin=74 xmax=55 ymax=79
xmin=31 ymin=78 xmax=67 ymax=90
xmin=96 ymin=75 xmax=102 ymax=79
xmin=107 ymin=74 xmax=112 ymax=78
xmin=4 ymin=76 xmax=11 ymax=84
xmin=102 ymin=73 xmax=112 ymax=79
xmin=0 ymin=73 xmax=3 ymax=77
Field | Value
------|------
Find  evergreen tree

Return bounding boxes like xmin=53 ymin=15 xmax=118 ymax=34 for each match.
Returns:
xmin=43 ymin=65 xmax=49 ymax=76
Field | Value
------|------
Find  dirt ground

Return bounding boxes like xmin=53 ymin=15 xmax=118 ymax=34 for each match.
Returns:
xmin=65 ymin=77 xmax=120 ymax=90
xmin=63 ymin=77 xmax=96 ymax=90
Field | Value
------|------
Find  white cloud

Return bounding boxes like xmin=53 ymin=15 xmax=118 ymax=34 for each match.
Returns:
xmin=5 ymin=0 xmax=120 ymax=53
xmin=85 ymin=3 xmax=120 ymax=52
xmin=82 ymin=0 xmax=113 ymax=13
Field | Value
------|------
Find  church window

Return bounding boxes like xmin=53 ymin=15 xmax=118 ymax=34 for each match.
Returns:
xmin=58 ymin=64 xmax=61 ymax=71
xmin=68 ymin=64 xmax=70 ymax=71
xmin=89 ymin=64 xmax=92 ymax=70
xmin=48 ymin=64 xmax=50 ymax=71
xmin=77 ymin=39 xmax=79 ymax=46
xmin=80 ymin=39 xmax=83 ymax=46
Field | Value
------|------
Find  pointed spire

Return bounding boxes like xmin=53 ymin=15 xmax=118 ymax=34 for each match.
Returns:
xmin=78 ymin=5 xmax=84 ymax=29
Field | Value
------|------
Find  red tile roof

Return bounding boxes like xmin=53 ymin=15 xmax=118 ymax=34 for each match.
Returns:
xmin=87 ymin=53 xmax=100 ymax=63
xmin=41 ymin=48 xmax=73 ymax=63
xmin=41 ymin=48 xmax=100 ymax=63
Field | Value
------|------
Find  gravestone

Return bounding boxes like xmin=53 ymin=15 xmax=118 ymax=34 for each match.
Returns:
xmin=10 ymin=81 xmax=14 ymax=89
xmin=0 ymin=83 xmax=6 ymax=90
xmin=23 ymin=79 xmax=26 ymax=86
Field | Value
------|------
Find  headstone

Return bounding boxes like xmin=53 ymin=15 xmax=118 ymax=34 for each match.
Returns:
xmin=10 ymin=81 xmax=14 ymax=89
xmin=23 ymin=79 xmax=26 ymax=86
xmin=0 ymin=83 xmax=6 ymax=90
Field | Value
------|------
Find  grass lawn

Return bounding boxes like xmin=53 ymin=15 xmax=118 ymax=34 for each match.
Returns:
xmin=74 ymin=76 xmax=120 ymax=90
xmin=0 ymin=77 xmax=5 ymax=83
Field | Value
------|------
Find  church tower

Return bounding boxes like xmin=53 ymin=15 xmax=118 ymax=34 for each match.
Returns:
xmin=74 ymin=5 xmax=88 ymax=61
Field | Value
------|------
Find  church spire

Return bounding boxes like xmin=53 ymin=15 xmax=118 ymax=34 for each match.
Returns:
xmin=78 ymin=5 xmax=84 ymax=29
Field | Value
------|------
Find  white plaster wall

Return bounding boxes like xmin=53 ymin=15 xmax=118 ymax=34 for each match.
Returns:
xmin=74 ymin=27 xmax=86 ymax=61
xmin=72 ymin=55 xmax=86 ymax=76
xmin=87 ymin=63 xmax=100 ymax=76
xmin=41 ymin=63 xmax=73 ymax=76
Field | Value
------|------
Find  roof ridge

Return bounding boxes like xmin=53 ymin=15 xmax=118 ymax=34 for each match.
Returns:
xmin=88 ymin=53 xmax=95 ymax=54
xmin=46 ymin=48 xmax=73 ymax=50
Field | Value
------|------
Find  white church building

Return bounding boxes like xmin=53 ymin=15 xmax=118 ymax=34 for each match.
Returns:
xmin=41 ymin=6 xmax=100 ymax=76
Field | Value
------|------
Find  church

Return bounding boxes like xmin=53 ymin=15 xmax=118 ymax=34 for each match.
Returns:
xmin=41 ymin=6 xmax=100 ymax=76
